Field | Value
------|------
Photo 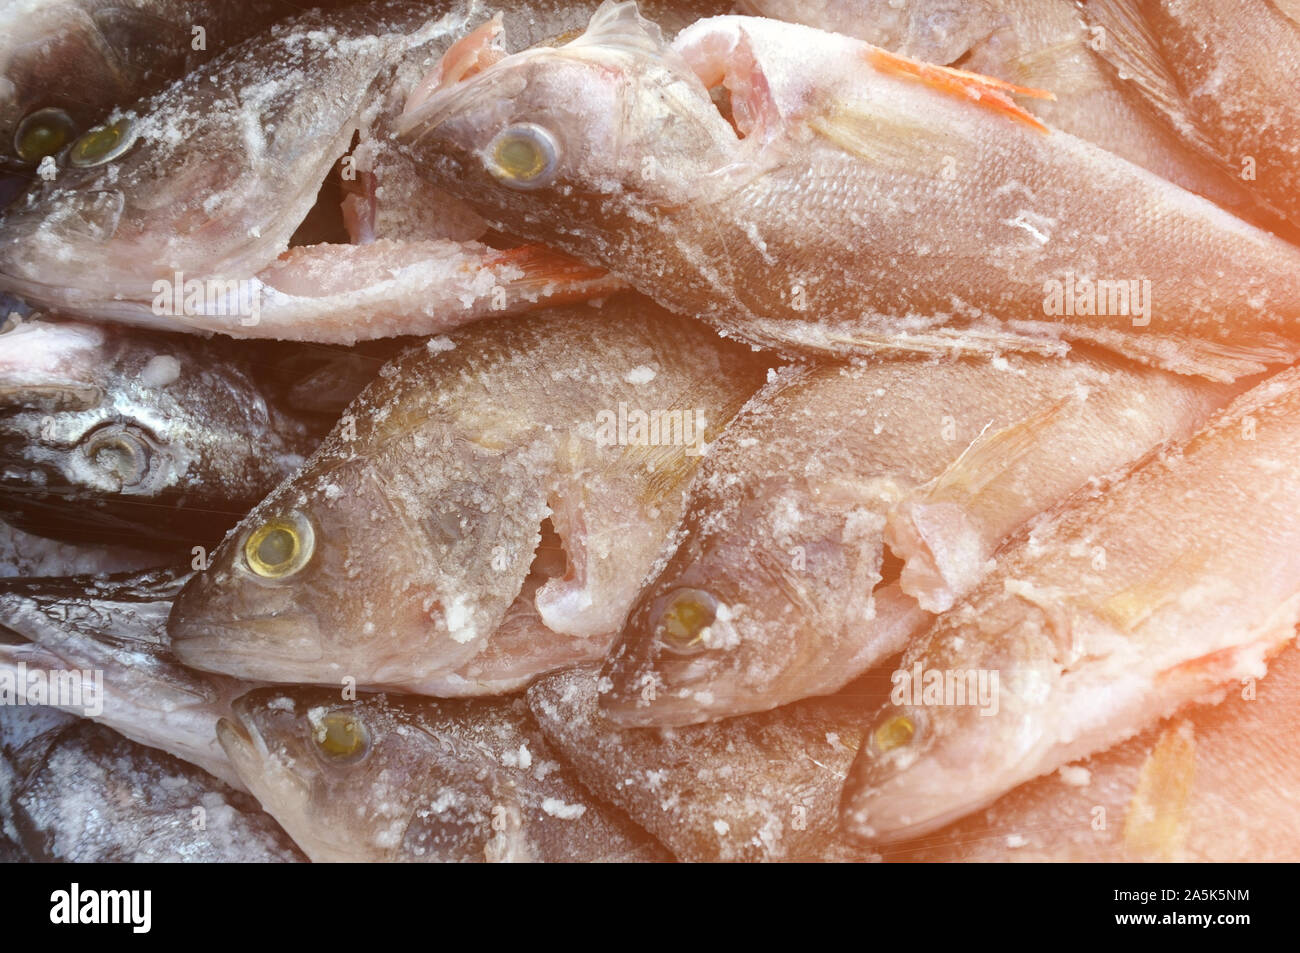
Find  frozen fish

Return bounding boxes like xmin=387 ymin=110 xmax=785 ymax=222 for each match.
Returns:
xmin=0 ymin=566 xmax=249 ymax=787
xmin=843 ymin=364 xmax=1300 ymax=843
xmin=603 ymin=352 xmax=1227 ymax=725
xmin=529 ymin=664 xmax=880 ymax=861
xmin=219 ymin=685 xmax=668 ymax=862
xmin=6 ymin=719 xmax=302 ymax=862
xmin=168 ymin=302 xmax=767 ymax=694
xmin=0 ymin=317 xmax=321 ymax=550
xmin=402 ymin=3 xmax=1300 ymax=379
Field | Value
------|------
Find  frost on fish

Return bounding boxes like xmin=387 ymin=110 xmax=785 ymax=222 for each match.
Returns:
xmin=168 ymin=301 xmax=768 ymax=695
xmin=0 ymin=566 xmax=251 ymax=788
xmin=6 ymin=719 xmax=303 ymax=862
xmin=0 ymin=520 xmax=163 ymax=578
xmin=738 ymin=0 xmax=1004 ymax=66
xmin=602 ymin=351 xmax=1228 ymax=726
xmin=747 ymin=0 xmax=1280 ymax=230
xmin=219 ymin=686 xmax=668 ymax=862
xmin=0 ymin=317 xmax=323 ymax=549
xmin=402 ymin=3 xmax=1300 ymax=379
xmin=881 ymin=643 xmax=1300 ymax=862
xmin=0 ymin=0 xmax=306 ymax=169
xmin=527 ymin=664 xmax=880 ymax=862
xmin=0 ymin=2 xmax=630 ymax=341
xmin=843 ymin=363 xmax=1300 ymax=844
xmin=1085 ymin=0 xmax=1300 ymax=231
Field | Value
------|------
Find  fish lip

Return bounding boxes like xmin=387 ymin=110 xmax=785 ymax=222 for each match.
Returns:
xmin=840 ymin=788 xmax=1002 ymax=846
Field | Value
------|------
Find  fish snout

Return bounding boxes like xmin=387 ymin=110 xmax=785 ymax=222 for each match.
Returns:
xmin=167 ymin=575 xmax=328 ymax=682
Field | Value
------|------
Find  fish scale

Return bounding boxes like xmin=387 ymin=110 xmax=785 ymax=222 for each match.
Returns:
xmin=402 ymin=5 xmax=1300 ymax=379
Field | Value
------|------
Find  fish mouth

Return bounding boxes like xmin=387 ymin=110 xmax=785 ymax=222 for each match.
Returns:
xmin=168 ymin=618 xmax=329 ymax=683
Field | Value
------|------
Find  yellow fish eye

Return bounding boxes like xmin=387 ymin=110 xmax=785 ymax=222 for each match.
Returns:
xmin=68 ymin=115 xmax=136 ymax=168
xmin=655 ymin=588 xmax=718 ymax=654
xmin=312 ymin=711 xmax=370 ymax=763
xmin=874 ymin=715 xmax=916 ymax=752
xmin=243 ymin=511 xmax=314 ymax=579
xmin=14 ymin=107 xmax=77 ymax=163
xmin=487 ymin=123 xmax=560 ymax=189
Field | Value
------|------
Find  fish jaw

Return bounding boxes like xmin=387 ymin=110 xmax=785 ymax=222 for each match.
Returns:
xmin=216 ymin=703 xmax=339 ymax=860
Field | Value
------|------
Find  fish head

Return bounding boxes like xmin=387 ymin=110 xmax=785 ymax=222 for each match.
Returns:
xmin=398 ymin=2 xmax=741 ymax=247
xmin=218 ymin=687 xmax=516 ymax=862
xmin=841 ymin=608 xmax=1060 ymax=843
xmin=0 ymin=317 xmax=311 ymax=544
xmin=167 ymin=388 xmax=541 ymax=689
xmin=601 ymin=476 xmax=886 ymax=724
xmin=168 ymin=449 xmax=424 ymax=685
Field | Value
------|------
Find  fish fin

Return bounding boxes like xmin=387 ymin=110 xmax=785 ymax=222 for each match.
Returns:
xmin=403 ymin=13 xmax=505 ymax=116
xmin=1062 ymin=324 xmax=1300 ymax=382
xmin=865 ymin=46 xmax=1054 ymax=132
xmin=883 ymin=401 xmax=1070 ymax=612
xmin=484 ymin=245 xmax=624 ymax=301
xmin=930 ymin=399 xmax=1071 ymax=500
xmin=567 ymin=0 xmax=670 ymax=57
xmin=808 ymin=103 xmax=963 ymax=165
xmin=1081 ymin=0 xmax=1227 ymax=166
xmin=1122 ymin=720 xmax=1194 ymax=862
xmin=724 ymin=315 xmax=1070 ymax=361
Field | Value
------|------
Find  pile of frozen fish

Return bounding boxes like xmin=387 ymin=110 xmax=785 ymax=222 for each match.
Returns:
xmin=3 ymin=0 xmax=1300 ymax=862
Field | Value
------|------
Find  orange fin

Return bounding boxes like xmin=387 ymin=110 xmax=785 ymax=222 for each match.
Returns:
xmin=485 ymin=245 xmax=625 ymax=301
xmin=866 ymin=47 xmax=1055 ymax=133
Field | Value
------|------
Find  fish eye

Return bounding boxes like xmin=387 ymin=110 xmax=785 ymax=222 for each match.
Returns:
xmin=68 ymin=115 xmax=137 ymax=168
xmin=80 ymin=424 xmax=152 ymax=490
xmin=873 ymin=714 xmax=917 ymax=753
xmin=653 ymin=588 xmax=718 ymax=654
xmin=243 ymin=511 xmax=315 ymax=580
xmin=14 ymin=108 xmax=77 ymax=163
xmin=486 ymin=123 xmax=560 ymax=189
xmin=311 ymin=710 xmax=370 ymax=764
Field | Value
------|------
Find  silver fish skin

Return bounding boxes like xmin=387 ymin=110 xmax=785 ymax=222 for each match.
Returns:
xmin=167 ymin=301 xmax=768 ymax=695
xmin=880 ymin=643 xmax=1300 ymax=862
xmin=6 ymin=719 xmax=303 ymax=862
xmin=528 ymin=664 xmax=880 ymax=862
xmin=0 ymin=2 xmax=611 ymax=341
xmin=738 ymin=0 xmax=1004 ymax=65
xmin=0 ymin=518 xmax=164 ymax=577
xmin=400 ymin=3 xmax=1300 ymax=380
xmin=842 ymin=364 xmax=1300 ymax=844
xmin=601 ymin=352 xmax=1228 ymax=726
xmin=219 ymin=685 xmax=669 ymax=862
xmin=0 ymin=317 xmax=320 ymax=549
xmin=0 ymin=0 xmax=305 ymax=171
xmin=0 ymin=1 xmax=725 ymax=342
xmin=0 ymin=566 xmax=251 ymax=788
xmin=743 ymin=0 xmax=1276 ymax=230
xmin=1084 ymin=0 xmax=1300 ymax=230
